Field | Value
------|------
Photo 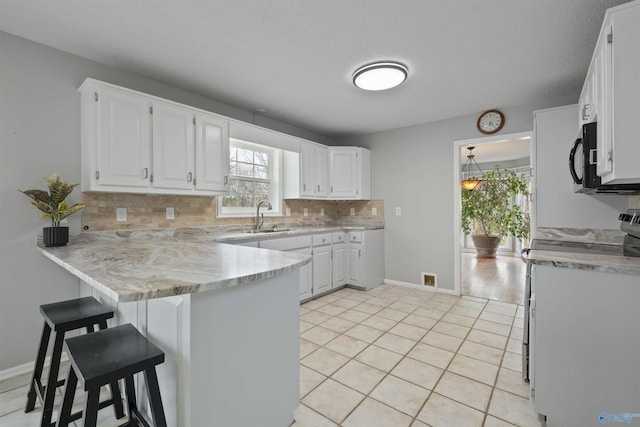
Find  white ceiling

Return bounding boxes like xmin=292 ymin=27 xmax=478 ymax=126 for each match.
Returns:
xmin=0 ymin=0 xmax=630 ymax=139
xmin=461 ymin=138 xmax=530 ymax=164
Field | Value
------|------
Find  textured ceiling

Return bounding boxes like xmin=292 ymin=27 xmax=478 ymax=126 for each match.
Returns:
xmin=0 ymin=0 xmax=630 ymax=139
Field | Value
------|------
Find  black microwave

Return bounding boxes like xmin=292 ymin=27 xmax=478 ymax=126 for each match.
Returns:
xmin=569 ymin=122 xmax=640 ymax=194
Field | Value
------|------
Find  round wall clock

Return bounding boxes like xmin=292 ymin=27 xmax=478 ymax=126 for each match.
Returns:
xmin=477 ymin=109 xmax=505 ymax=134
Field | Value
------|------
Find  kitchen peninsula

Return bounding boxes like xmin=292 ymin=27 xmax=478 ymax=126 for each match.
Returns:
xmin=36 ymin=228 xmax=311 ymax=427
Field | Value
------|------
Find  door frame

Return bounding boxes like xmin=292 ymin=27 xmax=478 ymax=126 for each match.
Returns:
xmin=452 ymin=131 xmax=534 ymax=296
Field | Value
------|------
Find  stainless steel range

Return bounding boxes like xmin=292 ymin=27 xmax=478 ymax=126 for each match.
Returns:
xmin=520 ymin=208 xmax=640 ymax=381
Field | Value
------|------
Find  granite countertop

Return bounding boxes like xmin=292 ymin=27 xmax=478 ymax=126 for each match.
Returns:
xmin=528 ymin=227 xmax=640 ymax=276
xmin=36 ymin=223 xmax=383 ymax=302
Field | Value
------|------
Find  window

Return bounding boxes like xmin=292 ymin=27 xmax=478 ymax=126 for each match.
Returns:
xmin=218 ymin=138 xmax=282 ymax=217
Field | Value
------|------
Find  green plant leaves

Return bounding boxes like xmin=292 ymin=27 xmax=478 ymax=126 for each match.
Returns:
xmin=461 ymin=166 xmax=529 ymax=240
xmin=20 ymin=173 xmax=85 ymax=227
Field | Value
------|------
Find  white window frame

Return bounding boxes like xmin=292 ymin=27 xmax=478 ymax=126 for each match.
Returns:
xmin=217 ymin=138 xmax=282 ymax=218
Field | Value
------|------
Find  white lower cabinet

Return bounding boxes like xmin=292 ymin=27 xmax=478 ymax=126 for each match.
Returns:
xmin=258 ymin=235 xmax=313 ymax=301
xmin=348 ymin=230 xmax=385 ymax=290
xmin=347 ymin=237 xmax=363 ymax=287
xmin=332 ymin=232 xmax=347 ymax=288
xmin=312 ymin=234 xmax=333 ymax=295
xmin=239 ymin=229 xmax=384 ymax=302
xmin=531 ymin=265 xmax=640 ymax=427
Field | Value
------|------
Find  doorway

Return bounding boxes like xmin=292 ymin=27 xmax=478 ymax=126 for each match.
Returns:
xmin=453 ymin=132 xmax=533 ymax=305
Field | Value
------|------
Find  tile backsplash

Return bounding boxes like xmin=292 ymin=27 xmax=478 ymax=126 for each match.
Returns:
xmin=82 ymin=193 xmax=384 ymax=231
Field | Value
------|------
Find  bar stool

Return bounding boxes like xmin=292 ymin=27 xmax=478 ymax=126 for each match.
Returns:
xmin=25 ymin=297 xmax=125 ymax=427
xmin=57 ymin=323 xmax=167 ymax=427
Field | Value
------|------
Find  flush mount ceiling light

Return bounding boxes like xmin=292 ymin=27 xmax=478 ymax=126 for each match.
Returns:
xmin=353 ymin=62 xmax=408 ymax=91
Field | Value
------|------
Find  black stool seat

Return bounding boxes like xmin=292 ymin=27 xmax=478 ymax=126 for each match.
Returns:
xmin=25 ymin=297 xmax=124 ymax=427
xmin=40 ymin=297 xmax=114 ymax=331
xmin=57 ymin=323 xmax=167 ymax=427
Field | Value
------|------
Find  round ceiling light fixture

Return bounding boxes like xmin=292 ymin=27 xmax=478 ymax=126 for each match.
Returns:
xmin=353 ymin=61 xmax=408 ymax=91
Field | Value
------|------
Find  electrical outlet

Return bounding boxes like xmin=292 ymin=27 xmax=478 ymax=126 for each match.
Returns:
xmin=116 ymin=208 xmax=127 ymax=222
xmin=286 ymin=207 xmax=291 ymax=217
xmin=372 ymin=207 xmax=377 ymax=216
xmin=166 ymin=207 xmax=175 ymax=220
xmin=395 ymin=207 xmax=402 ymax=216
xmin=350 ymin=208 xmax=355 ymax=216
xmin=303 ymin=208 xmax=308 ymax=217
xmin=320 ymin=208 xmax=324 ymax=217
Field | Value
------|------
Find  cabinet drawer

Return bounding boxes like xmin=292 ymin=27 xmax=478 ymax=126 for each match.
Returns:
xmin=348 ymin=232 xmax=363 ymax=243
xmin=332 ymin=232 xmax=346 ymax=243
xmin=312 ymin=233 xmax=332 ymax=246
xmin=259 ymin=235 xmax=311 ymax=251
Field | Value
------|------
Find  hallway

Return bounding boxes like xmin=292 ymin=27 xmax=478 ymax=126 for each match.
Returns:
xmin=461 ymin=253 xmax=526 ymax=305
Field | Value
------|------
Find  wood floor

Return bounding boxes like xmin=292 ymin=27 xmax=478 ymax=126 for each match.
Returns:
xmin=461 ymin=252 xmax=526 ymax=305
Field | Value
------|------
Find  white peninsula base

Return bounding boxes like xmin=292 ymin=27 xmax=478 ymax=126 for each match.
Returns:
xmin=82 ymin=271 xmax=300 ymax=427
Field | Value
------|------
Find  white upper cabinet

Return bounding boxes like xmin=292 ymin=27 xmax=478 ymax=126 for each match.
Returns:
xmin=284 ymin=140 xmax=329 ymax=199
xmin=79 ymin=78 xmax=229 ymax=195
xmin=195 ymin=113 xmax=229 ymax=192
xmin=582 ymin=2 xmax=640 ymax=184
xmin=329 ymin=147 xmax=371 ymax=200
xmin=152 ymin=102 xmax=195 ymax=190
xmin=300 ymin=141 xmax=329 ymax=198
xmin=90 ymin=84 xmax=152 ymax=189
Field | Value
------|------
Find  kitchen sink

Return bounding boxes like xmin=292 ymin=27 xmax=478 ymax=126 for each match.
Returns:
xmin=244 ymin=228 xmax=291 ymax=234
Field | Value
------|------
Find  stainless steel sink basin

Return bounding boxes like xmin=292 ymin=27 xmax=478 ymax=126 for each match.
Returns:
xmin=244 ymin=228 xmax=291 ymax=234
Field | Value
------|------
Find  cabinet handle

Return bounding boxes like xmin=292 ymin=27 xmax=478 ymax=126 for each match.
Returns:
xmin=224 ymin=176 xmax=228 ymax=185
xmin=303 ymin=183 xmax=306 ymax=191
xmin=143 ymin=168 xmax=149 ymax=179
xmin=187 ymin=172 xmax=193 ymax=183
xmin=582 ymin=104 xmax=590 ymax=121
xmin=317 ymin=185 xmax=320 ymax=192
xmin=359 ymin=249 xmax=362 ymax=258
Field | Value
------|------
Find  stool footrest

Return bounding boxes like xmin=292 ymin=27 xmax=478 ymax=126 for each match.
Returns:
xmin=65 ymin=397 xmax=125 ymax=423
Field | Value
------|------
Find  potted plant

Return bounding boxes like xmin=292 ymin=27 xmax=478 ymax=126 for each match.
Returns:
xmin=461 ymin=166 xmax=529 ymax=258
xmin=20 ymin=173 xmax=86 ymax=247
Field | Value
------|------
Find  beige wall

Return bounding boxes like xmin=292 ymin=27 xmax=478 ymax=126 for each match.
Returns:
xmin=82 ymin=193 xmax=384 ymax=231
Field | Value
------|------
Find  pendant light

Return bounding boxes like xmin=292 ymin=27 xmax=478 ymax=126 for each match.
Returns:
xmin=353 ymin=62 xmax=408 ymax=91
xmin=461 ymin=146 xmax=484 ymax=191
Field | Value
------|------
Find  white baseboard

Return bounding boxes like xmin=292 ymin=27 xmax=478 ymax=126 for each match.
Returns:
xmin=0 ymin=360 xmax=33 ymax=382
xmin=0 ymin=354 xmax=69 ymax=382
xmin=383 ymin=279 xmax=460 ymax=296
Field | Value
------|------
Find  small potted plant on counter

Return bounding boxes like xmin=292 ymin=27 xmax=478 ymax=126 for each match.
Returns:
xmin=461 ymin=166 xmax=529 ymax=258
xmin=20 ymin=173 xmax=85 ymax=247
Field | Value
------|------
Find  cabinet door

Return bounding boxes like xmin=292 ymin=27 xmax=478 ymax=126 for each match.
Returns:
xmin=96 ymin=87 xmax=151 ymax=188
xmin=152 ymin=102 xmax=195 ymax=190
xmin=300 ymin=142 xmax=316 ymax=197
xmin=330 ymin=148 xmax=359 ymax=198
xmin=299 ymin=256 xmax=313 ymax=301
xmin=597 ymin=24 xmax=613 ymax=178
xmin=312 ymin=245 xmax=332 ymax=294
xmin=195 ymin=113 xmax=229 ymax=193
xmin=315 ymin=145 xmax=329 ymax=198
xmin=332 ymin=242 xmax=346 ymax=288
xmin=347 ymin=243 xmax=362 ymax=286
xmin=600 ymin=6 xmax=640 ymax=183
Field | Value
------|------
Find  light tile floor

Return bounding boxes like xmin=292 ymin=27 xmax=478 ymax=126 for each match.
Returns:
xmin=0 ymin=284 xmax=540 ymax=427
xmin=294 ymin=284 xmax=542 ymax=427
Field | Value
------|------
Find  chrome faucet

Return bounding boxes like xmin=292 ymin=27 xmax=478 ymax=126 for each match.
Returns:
xmin=255 ymin=200 xmax=272 ymax=231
